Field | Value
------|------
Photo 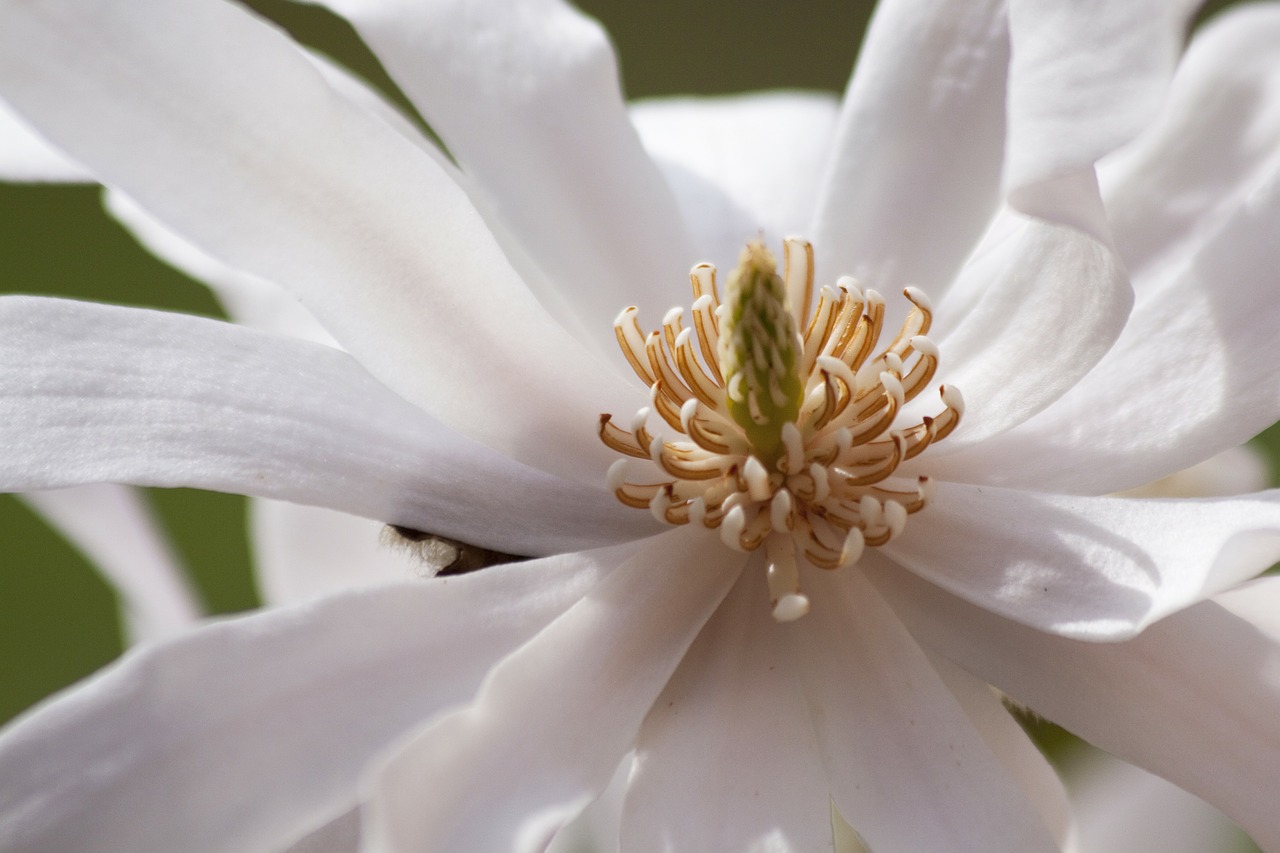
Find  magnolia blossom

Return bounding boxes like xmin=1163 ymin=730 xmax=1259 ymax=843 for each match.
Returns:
xmin=4 ymin=0 xmax=1280 ymax=851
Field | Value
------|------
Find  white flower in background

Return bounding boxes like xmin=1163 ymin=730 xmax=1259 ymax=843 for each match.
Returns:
xmin=3 ymin=0 xmax=1280 ymax=851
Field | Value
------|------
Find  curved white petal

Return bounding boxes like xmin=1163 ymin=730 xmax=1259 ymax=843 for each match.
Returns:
xmin=1066 ymin=750 xmax=1250 ymax=853
xmin=0 ymin=0 xmax=641 ymax=483
xmin=363 ymin=527 xmax=743 ymax=853
xmin=927 ymin=206 xmax=1131 ymax=449
xmin=785 ymin=567 xmax=1057 ymax=852
xmin=621 ymin=566 xmax=830 ymax=853
xmin=18 ymin=484 xmax=201 ymax=645
xmin=1003 ymin=0 xmax=1199 ymax=216
xmin=0 ymin=297 xmax=656 ymax=554
xmin=872 ymin=565 xmax=1280 ymax=852
xmin=1101 ymin=4 xmax=1280 ymax=289
xmin=0 ymin=95 xmax=92 ymax=182
xmin=298 ymin=0 xmax=696 ymax=361
xmin=0 ymin=544 xmax=636 ymax=853
xmin=250 ymin=499 xmax=424 ymax=607
xmin=938 ymin=161 xmax=1280 ymax=494
xmin=629 ymin=92 xmax=840 ymax=272
xmin=813 ymin=0 xmax=1008 ymax=298
xmin=885 ymin=481 xmax=1280 ymax=640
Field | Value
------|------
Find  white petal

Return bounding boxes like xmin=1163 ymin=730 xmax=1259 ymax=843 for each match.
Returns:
xmin=939 ymin=163 xmax=1280 ymax=494
xmin=813 ymin=0 xmax=1008 ymax=297
xmin=251 ymin=499 xmax=424 ymax=606
xmin=885 ymin=481 xmax=1280 ymax=640
xmin=629 ymin=92 xmax=840 ymax=271
xmin=785 ymin=567 xmax=1057 ymax=852
xmin=873 ymin=565 xmax=1280 ymax=852
xmin=621 ymin=566 xmax=830 ymax=853
xmin=924 ymin=653 xmax=1072 ymax=848
xmin=1003 ymin=0 xmax=1199 ymax=215
xmin=0 ymin=0 xmax=641 ymax=483
xmin=0 ymin=95 xmax=92 ymax=182
xmin=18 ymin=484 xmax=201 ymax=644
xmin=548 ymin=756 xmax=631 ymax=853
xmin=0 ymin=297 xmax=655 ymax=554
xmin=363 ymin=527 xmax=743 ymax=853
xmin=1100 ymin=4 xmax=1280 ymax=288
xmin=1213 ymin=574 xmax=1280 ymax=638
xmin=1115 ymin=445 xmax=1271 ymax=500
xmin=927 ymin=207 xmax=1131 ymax=449
xmin=103 ymin=36 xmax=465 ymax=346
xmin=1066 ymin=749 xmax=1250 ymax=853
xmin=280 ymin=809 xmax=361 ymax=853
xmin=103 ymin=189 xmax=336 ymax=345
xmin=0 ymin=545 xmax=634 ymax=853
xmin=299 ymin=0 xmax=696 ymax=360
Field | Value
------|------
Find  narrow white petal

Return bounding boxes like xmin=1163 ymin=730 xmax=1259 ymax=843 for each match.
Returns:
xmin=0 ymin=95 xmax=91 ymax=182
xmin=813 ymin=0 xmax=1007 ymax=298
xmin=300 ymin=0 xmax=696 ymax=359
xmin=363 ymin=528 xmax=743 ymax=853
xmin=630 ymin=92 xmax=839 ymax=271
xmin=785 ymin=568 xmax=1057 ymax=852
xmin=1003 ymin=0 xmax=1200 ymax=216
xmin=885 ymin=481 xmax=1280 ymax=640
xmin=622 ymin=567 xmax=830 ymax=853
xmin=928 ymin=207 xmax=1131 ymax=448
xmin=873 ymin=565 xmax=1280 ymax=852
xmin=19 ymin=484 xmax=201 ymax=644
xmin=0 ymin=0 xmax=641 ymax=483
xmin=0 ymin=297 xmax=656 ymax=555
xmin=0 ymin=545 xmax=636 ymax=853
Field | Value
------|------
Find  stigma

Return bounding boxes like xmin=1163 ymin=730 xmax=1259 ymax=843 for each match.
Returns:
xmin=600 ymin=238 xmax=962 ymax=622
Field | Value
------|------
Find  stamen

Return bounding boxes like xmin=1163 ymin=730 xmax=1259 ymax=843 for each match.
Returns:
xmin=614 ymin=307 xmax=655 ymax=386
xmin=770 ymin=488 xmax=794 ymax=532
xmin=743 ymin=456 xmax=774 ymax=502
xmin=599 ymin=237 xmax=962 ymax=620
xmin=766 ymin=533 xmax=810 ymax=622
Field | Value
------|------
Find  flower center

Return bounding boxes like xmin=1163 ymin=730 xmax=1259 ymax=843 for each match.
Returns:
xmin=600 ymin=238 xmax=963 ymax=622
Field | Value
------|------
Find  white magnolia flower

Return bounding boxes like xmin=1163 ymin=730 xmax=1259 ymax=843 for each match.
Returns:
xmin=3 ymin=0 xmax=1280 ymax=851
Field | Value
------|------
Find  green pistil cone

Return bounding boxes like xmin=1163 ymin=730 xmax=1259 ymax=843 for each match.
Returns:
xmin=717 ymin=241 xmax=804 ymax=466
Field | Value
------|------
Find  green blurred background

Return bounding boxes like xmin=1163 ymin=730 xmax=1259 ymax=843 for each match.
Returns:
xmin=0 ymin=3 xmax=1268 ymax=847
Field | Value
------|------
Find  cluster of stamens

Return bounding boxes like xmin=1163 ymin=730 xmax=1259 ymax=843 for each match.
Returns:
xmin=600 ymin=238 xmax=963 ymax=622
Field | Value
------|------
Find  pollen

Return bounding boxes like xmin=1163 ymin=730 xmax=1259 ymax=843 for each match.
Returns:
xmin=600 ymin=237 xmax=962 ymax=622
